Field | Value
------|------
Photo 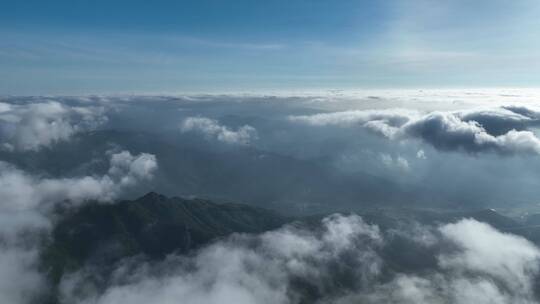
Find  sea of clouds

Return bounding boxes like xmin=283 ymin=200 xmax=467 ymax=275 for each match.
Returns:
xmin=2 ymin=89 xmax=540 ymax=303
xmin=59 ymin=215 xmax=540 ymax=304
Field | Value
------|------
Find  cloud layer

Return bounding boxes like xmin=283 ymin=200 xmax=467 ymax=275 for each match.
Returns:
xmin=1 ymin=92 xmax=540 ymax=303
xmin=290 ymin=106 xmax=540 ymax=155
xmin=0 ymin=150 xmax=157 ymax=213
xmin=0 ymin=150 xmax=157 ymax=304
xmin=0 ymin=101 xmax=107 ymax=151
xmin=58 ymin=215 xmax=540 ymax=304
xmin=181 ymin=117 xmax=258 ymax=145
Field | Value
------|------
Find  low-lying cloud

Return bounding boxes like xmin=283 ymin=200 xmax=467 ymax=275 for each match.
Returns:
xmin=290 ymin=106 xmax=540 ymax=155
xmin=60 ymin=214 xmax=384 ymax=304
xmin=0 ymin=101 xmax=107 ymax=151
xmin=59 ymin=215 xmax=540 ymax=304
xmin=0 ymin=246 xmax=43 ymax=304
xmin=0 ymin=150 xmax=157 ymax=213
xmin=181 ymin=116 xmax=258 ymax=145
xmin=1 ymin=92 xmax=540 ymax=303
xmin=0 ymin=150 xmax=158 ymax=304
xmin=380 ymin=153 xmax=410 ymax=171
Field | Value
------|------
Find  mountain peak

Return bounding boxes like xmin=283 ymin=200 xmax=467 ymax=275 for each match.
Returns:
xmin=137 ymin=191 xmax=167 ymax=202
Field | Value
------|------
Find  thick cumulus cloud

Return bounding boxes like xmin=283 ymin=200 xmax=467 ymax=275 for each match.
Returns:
xmin=180 ymin=116 xmax=258 ymax=145
xmin=0 ymin=247 xmax=44 ymax=304
xmin=0 ymin=150 xmax=157 ymax=304
xmin=58 ymin=215 xmax=540 ymax=304
xmin=290 ymin=105 xmax=540 ymax=155
xmin=0 ymin=150 xmax=157 ymax=214
xmin=350 ymin=220 xmax=540 ymax=304
xmin=0 ymin=101 xmax=107 ymax=151
xmin=60 ymin=214 xmax=383 ymax=304
xmin=438 ymin=220 xmax=539 ymax=295
xmin=403 ymin=111 xmax=540 ymax=155
xmin=0 ymin=149 xmax=157 ymax=239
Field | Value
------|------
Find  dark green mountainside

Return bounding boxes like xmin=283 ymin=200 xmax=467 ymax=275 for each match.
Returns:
xmin=39 ymin=191 xmax=539 ymax=304
xmin=42 ymin=192 xmax=288 ymax=291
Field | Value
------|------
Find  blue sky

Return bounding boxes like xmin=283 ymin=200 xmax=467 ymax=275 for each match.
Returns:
xmin=1 ymin=0 xmax=540 ymax=94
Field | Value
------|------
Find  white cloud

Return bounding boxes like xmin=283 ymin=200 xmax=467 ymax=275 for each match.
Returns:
xmin=402 ymin=111 xmax=540 ymax=155
xmin=380 ymin=153 xmax=409 ymax=171
xmin=337 ymin=219 xmax=540 ymax=304
xmin=289 ymin=109 xmax=416 ymax=130
xmin=439 ymin=219 xmax=540 ymax=294
xmin=290 ymin=105 xmax=540 ymax=156
xmin=0 ymin=150 xmax=157 ymax=304
xmin=0 ymin=101 xmax=107 ymax=151
xmin=0 ymin=247 xmax=44 ymax=304
xmin=60 ymin=214 xmax=383 ymax=304
xmin=380 ymin=153 xmax=393 ymax=167
xmin=180 ymin=117 xmax=258 ymax=145
xmin=396 ymin=156 xmax=410 ymax=170
xmin=0 ymin=150 xmax=157 ymax=214
xmin=58 ymin=216 xmax=540 ymax=304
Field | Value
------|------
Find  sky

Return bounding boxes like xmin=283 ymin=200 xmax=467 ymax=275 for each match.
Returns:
xmin=1 ymin=0 xmax=540 ymax=94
